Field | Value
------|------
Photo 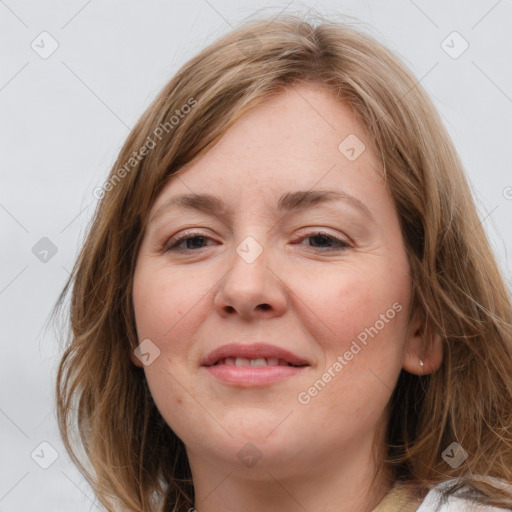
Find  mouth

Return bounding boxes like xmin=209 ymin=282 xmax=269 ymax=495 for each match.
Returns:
xmin=211 ymin=357 xmax=306 ymax=368
xmin=200 ymin=342 xmax=311 ymax=368
xmin=200 ymin=343 xmax=311 ymax=387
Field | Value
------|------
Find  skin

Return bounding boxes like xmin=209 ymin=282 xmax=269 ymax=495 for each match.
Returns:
xmin=131 ymin=83 xmax=443 ymax=512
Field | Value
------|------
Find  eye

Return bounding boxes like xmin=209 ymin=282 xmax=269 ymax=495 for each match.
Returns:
xmin=294 ymin=230 xmax=351 ymax=252
xmin=163 ymin=229 xmax=351 ymax=254
xmin=164 ymin=231 xmax=217 ymax=253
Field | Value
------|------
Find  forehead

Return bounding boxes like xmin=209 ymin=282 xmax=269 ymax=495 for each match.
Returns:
xmin=150 ymin=84 xmax=385 ymax=216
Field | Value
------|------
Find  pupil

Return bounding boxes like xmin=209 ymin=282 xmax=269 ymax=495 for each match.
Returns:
xmin=311 ymin=234 xmax=330 ymax=247
xmin=188 ymin=236 xmax=206 ymax=249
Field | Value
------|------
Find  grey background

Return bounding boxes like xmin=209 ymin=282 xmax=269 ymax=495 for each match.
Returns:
xmin=1 ymin=0 xmax=511 ymax=510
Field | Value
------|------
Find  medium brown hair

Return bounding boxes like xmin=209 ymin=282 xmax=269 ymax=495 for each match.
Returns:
xmin=53 ymin=12 xmax=512 ymax=511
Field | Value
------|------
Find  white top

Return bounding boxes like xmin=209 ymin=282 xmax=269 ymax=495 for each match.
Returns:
xmin=416 ymin=481 xmax=510 ymax=511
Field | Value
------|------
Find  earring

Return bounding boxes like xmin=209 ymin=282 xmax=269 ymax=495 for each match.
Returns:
xmin=419 ymin=359 xmax=424 ymax=374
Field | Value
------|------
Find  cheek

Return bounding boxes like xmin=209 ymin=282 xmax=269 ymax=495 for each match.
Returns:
xmin=132 ymin=269 xmax=176 ymax=340
xmin=305 ymin=261 xmax=410 ymax=374
xmin=132 ymin=265 xmax=204 ymax=430
xmin=132 ymin=263 xmax=213 ymax=356
xmin=301 ymin=264 xmax=405 ymax=338
xmin=301 ymin=285 xmax=408 ymax=431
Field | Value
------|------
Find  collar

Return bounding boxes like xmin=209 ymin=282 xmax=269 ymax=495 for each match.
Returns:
xmin=371 ymin=483 xmax=423 ymax=512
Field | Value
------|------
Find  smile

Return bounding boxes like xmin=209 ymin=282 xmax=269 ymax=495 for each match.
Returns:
xmin=200 ymin=342 xmax=311 ymax=386
xmin=212 ymin=357 xmax=304 ymax=367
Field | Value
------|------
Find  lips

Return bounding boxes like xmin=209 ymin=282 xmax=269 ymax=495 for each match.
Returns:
xmin=200 ymin=342 xmax=310 ymax=368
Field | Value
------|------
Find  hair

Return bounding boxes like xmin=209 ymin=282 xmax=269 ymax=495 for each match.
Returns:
xmin=53 ymin=11 xmax=512 ymax=512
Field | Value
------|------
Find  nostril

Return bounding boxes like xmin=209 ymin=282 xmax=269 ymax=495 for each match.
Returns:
xmin=222 ymin=304 xmax=270 ymax=314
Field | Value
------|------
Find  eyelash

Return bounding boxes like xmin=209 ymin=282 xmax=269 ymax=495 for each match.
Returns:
xmin=164 ymin=230 xmax=351 ymax=253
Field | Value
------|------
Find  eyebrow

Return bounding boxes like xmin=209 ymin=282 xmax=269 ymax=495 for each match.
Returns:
xmin=148 ymin=189 xmax=375 ymax=225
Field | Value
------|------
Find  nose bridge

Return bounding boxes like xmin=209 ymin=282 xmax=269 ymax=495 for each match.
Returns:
xmin=228 ymin=233 xmax=271 ymax=296
xmin=214 ymin=232 xmax=287 ymax=319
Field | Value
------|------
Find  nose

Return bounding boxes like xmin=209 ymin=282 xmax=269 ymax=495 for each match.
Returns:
xmin=213 ymin=240 xmax=288 ymax=321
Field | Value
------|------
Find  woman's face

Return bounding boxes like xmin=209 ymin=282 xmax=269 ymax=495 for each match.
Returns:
xmin=132 ymin=84 xmax=425 ymax=477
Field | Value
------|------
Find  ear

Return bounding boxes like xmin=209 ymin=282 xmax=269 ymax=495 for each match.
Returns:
xmin=402 ymin=308 xmax=443 ymax=376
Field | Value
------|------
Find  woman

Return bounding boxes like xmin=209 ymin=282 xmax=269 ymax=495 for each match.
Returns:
xmin=54 ymin=13 xmax=512 ymax=512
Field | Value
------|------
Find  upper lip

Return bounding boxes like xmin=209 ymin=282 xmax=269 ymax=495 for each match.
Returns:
xmin=200 ymin=343 xmax=310 ymax=367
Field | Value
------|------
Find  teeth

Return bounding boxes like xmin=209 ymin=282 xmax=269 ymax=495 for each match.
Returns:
xmin=216 ymin=357 xmax=296 ymax=367
xmin=249 ymin=358 xmax=266 ymax=367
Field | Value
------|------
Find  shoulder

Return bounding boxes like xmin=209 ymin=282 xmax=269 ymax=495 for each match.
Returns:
xmin=417 ymin=480 xmax=511 ymax=512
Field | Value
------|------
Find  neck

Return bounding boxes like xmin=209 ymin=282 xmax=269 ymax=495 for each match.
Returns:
xmin=186 ymin=432 xmax=395 ymax=512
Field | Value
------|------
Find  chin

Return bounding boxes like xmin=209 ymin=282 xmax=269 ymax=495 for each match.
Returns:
xmin=192 ymin=435 xmax=306 ymax=477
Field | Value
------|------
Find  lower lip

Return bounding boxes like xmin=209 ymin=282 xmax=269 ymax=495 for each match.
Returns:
xmin=203 ymin=365 xmax=309 ymax=386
